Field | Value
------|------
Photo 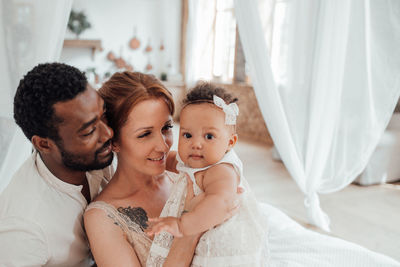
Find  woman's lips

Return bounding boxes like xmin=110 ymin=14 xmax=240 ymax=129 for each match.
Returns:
xmin=147 ymin=155 xmax=166 ymax=165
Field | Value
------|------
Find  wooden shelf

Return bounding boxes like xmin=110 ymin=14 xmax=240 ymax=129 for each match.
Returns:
xmin=63 ymin=39 xmax=102 ymax=59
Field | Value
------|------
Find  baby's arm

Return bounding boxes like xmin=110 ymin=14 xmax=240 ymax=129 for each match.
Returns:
xmin=148 ymin=163 xmax=239 ymax=236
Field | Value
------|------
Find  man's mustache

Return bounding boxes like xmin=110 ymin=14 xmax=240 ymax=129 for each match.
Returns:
xmin=96 ymin=139 xmax=112 ymax=155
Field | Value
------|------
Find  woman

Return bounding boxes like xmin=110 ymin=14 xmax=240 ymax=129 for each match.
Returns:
xmin=84 ymin=72 xmax=236 ymax=266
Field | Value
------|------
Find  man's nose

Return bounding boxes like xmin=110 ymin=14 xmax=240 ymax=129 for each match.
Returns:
xmin=99 ymin=120 xmax=113 ymax=143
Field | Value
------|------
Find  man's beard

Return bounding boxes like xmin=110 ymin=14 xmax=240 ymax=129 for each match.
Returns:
xmin=57 ymin=140 xmax=114 ymax=172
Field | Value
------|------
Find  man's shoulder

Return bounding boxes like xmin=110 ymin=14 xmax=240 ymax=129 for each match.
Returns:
xmin=0 ymin=154 xmax=50 ymax=219
xmin=1 ymin=153 xmax=40 ymax=194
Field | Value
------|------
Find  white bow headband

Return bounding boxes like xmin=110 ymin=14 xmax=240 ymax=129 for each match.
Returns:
xmin=213 ymin=95 xmax=239 ymax=125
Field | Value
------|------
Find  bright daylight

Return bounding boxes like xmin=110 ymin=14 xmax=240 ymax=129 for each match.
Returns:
xmin=0 ymin=0 xmax=399 ymax=266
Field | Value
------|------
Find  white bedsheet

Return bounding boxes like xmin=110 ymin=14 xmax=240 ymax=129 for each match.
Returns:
xmin=260 ymin=203 xmax=400 ymax=267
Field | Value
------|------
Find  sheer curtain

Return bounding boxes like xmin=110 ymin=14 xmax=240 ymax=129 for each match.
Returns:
xmin=185 ymin=0 xmax=216 ymax=86
xmin=234 ymin=0 xmax=400 ymax=231
xmin=0 ymin=0 xmax=72 ymax=193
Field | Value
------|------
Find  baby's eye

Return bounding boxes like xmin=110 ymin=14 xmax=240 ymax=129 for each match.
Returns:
xmin=183 ymin=132 xmax=192 ymax=138
xmin=205 ymin=133 xmax=214 ymax=140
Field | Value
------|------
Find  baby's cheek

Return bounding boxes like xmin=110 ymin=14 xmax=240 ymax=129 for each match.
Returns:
xmin=206 ymin=153 xmax=221 ymax=165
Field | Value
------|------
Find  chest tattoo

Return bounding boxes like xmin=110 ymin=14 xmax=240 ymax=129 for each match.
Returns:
xmin=117 ymin=206 xmax=149 ymax=230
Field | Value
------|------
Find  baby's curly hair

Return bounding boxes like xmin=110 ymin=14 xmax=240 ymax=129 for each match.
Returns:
xmin=14 ymin=62 xmax=87 ymax=141
xmin=183 ymin=82 xmax=238 ymax=106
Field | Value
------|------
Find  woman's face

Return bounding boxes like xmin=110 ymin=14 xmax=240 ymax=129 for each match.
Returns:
xmin=113 ymin=98 xmax=173 ymax=176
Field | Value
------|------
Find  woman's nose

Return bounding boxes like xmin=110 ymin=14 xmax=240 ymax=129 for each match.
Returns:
xmin=155 ymin=133 xmax=170 ymax=152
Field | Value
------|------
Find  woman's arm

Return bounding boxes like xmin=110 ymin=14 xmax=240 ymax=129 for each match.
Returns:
xmin=84 ymin=208 xmax=141 ymax=267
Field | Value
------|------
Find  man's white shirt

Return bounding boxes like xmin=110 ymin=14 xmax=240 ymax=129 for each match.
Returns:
xmin=0 ymin=151 xmax=112 ymax=266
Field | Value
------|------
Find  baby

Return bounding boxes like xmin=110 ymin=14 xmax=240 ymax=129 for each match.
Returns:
xmin=146 ymin=83 xmax=268 ymax=266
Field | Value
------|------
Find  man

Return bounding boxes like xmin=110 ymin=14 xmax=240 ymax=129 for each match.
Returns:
xmin=0 ymin=63 xmax=114 ymax=266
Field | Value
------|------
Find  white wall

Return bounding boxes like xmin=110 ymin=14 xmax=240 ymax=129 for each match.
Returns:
xmin=60 ymin=0 xmax=182 ymax=84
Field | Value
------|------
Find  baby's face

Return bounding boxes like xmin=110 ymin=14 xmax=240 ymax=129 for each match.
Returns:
xmin=178 ymin=103 xmax=237 ymax=168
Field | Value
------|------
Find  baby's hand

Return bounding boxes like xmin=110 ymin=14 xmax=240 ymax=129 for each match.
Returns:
xmin=146 ymin=217 xmax=183 ymax=237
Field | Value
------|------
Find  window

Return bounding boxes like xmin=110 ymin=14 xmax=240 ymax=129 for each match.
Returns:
xmin=183 ymin=0 xmax=288 ymax=84
xmin=212 ymin=0 xmax=236 ymax=82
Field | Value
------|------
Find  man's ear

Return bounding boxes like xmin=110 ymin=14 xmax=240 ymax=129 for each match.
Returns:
xmin=31 ymin=135 xmax=55 ymax=154
xmin=228 ymin=134 xmax=238 ymax=149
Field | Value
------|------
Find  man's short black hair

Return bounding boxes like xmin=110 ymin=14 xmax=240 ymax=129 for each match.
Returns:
xmin=14 ymin=62 xmax=88 ymax=141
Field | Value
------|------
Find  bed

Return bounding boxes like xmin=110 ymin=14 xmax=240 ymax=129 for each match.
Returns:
xmin=260 ymin=203 xmax=400 ymax=267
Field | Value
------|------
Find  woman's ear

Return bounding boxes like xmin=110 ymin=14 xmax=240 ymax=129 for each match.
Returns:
xmin=228 ymin=134 xmax=238 ymax=149
xmin=111 ymin=140 xmax=120 ymax=153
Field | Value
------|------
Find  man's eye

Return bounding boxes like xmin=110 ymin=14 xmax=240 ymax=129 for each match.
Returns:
xmin=138 ymin=131 xmax=151 ymax=138
xmin=205 ymin=133 xmax=214 ymax=140
xmin=83 ymin=127 xmax=96 ymax=137
xmin=183 ymin=133 xmax=192 ymax=138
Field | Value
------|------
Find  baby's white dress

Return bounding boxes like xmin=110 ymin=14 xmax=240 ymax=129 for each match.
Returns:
xmin=146 ymin=149 xmax=269 ymax=267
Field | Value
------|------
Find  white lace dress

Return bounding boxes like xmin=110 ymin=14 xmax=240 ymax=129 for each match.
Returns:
xmin=85 ymin=172 xmax=179 ymax=266
xmin=147 ymin=149 xmax=269 ymax=267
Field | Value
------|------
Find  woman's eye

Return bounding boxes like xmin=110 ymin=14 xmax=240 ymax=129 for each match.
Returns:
xmin=205 ymin=133 xmax=214 ymax=140
xmin=138 ymin=131 xmax=151 ymax=138
xmin=183 ymin=133 xmax=192 ymax=138
xmin=162 ymin=124 xmax=173 ymax=132
xmin=101 ymin=113 xmax=108 ymax=123
xmin=83 ymin=127 xmax=96 ymax=137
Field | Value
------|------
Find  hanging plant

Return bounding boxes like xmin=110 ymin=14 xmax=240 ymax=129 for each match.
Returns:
xmin=114 ymin=57 xmax=127 ymax=69
xmin=106 ymin=51 xmax=116 ymax=61
xmin=145 ymin=38 xmax=153 ymax=53
xmin=68 ymin=10 xmax=91 ymax=39
xmin=129 ymin=27 xmax=141 ymax=50
xmin=145 ymin=56 xmax=153 ymax=71
xmin=160 ymin=39 xmax=165 ymax=51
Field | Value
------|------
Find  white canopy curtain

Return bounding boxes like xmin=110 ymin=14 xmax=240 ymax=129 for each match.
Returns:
xmin=185 ymin=0 xmax=216 ymax=86
xmin=234 ymin=0 xmax=400 ymax=231
xmin=0 ymin=0 xmax=72 ymax=193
